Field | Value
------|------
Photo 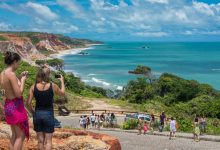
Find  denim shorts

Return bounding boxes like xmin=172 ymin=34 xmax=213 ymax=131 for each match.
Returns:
xmin=33 ymin=110 xmax=55 ymax=133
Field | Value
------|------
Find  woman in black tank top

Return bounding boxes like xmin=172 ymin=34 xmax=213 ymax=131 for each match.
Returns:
xmin=27 ymin=65 xmax=65 ymax=150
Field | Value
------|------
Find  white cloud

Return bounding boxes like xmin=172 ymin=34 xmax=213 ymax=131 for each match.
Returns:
xmin=90 ymin=0 xmax=119 ymax=10
xmin=0 ymin=2 xmax=58 ymax=21
xmin=0 ymin=22 xmax=10 ymax=31
xmin=145 ymin=0 xmax=169 ymax=4
xmin=1 ymin=0 xmax=220 ymax=39
xmin=26 ymin=2 xmax=58 ymax=20
xmin=57 ymin=0 xmax=88 ymax=20
xmin=183 ymin=30 xmax=220 ymax=35
xmin=193 ymin=1 xmax=215 ymax=16
xmin=135 ymin=31 xmax=168 ymax=37
xmin=0 ymin=3 xmax=22 ymax=14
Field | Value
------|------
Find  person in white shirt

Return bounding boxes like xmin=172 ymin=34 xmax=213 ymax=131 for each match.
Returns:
xmin=79 ymin=116 xmax=83 ymax=128
xmin=90 ymin=113 xmax=96 ymax=127
xmin=169 ymin=117 xmax=177 ymax=140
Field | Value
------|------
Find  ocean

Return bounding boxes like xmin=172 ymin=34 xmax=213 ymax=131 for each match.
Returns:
xmin=58 ymin=42 xmax=220 ymax=90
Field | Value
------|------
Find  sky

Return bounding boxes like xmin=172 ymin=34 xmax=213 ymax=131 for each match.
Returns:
xmin=0 ymin=0 xmax=220 ymax=41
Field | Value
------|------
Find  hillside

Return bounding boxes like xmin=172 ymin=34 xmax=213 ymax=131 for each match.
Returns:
xmin=0 ymin=31 xmax=101 ymax=62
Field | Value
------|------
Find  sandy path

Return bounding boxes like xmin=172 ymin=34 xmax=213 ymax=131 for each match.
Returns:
xmin=88 ymin=100 xmax=122 ymax=110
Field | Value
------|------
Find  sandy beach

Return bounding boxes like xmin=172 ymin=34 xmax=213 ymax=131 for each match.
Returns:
xmin=49 ymin=43 xmax=103 ymax=58
xmin=50 ymin=47 xmax=91 ymax=58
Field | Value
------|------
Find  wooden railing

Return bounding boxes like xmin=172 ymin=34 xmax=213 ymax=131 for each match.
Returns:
xmin=71 ymin=109 xmax=140 ymax=114
xmin=54 ymin=109 xmax=141 ymax=114
xmin=54 ymin=109 xmax=161 ymax=118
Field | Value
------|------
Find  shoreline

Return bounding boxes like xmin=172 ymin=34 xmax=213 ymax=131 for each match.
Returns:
xmin=49 ymin=43 xmax=124 ymax=91
xmin=49 ymin=44 xmax=103 ymax=58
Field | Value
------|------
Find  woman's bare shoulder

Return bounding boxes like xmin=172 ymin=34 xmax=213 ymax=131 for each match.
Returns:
xmin=6 ymin=71 xmax=16 ymax=79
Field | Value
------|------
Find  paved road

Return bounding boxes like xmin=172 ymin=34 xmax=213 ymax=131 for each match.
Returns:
xmin=56 ymin=115 xmax=220 ymax=150
xmin=91 ymin=130 xmax=220 ymax=150
xmin=56 ymin=114 xmax=125 ymax=128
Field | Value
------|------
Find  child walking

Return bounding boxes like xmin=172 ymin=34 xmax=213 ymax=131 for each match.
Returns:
xmin=143 ymin=121 xmax=148 ymax=135
xmin=169 ymin=117 xmax=176 ymax=140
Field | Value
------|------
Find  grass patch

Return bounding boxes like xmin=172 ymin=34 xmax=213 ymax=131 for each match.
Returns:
xmin=0 ymin=35 xmax=8 ymax=41
xmin=64 ymin=92 xmax=92 ymax=110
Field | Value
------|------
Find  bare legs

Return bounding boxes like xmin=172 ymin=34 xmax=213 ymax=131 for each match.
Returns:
xmin=37 ymin=132 xmax=44 ymax=150
xmin=37 ymin=132 xmax=53 ymax=150
xmin=10 ymin=125 xmax=25 ymax=150
xmin=45 ymin=133 xmax=53 ymax=150
xmin=9 ymin=125 xmax=16 ymax=150
xmin=169 ymin=131 xmax=175 ymax=140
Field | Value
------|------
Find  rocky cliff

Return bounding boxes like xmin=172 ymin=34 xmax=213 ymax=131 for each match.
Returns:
xmin=0 ymin=122 xmax=121 ymax=150
xmin=0 ymin=32 xmax=101 ymax=62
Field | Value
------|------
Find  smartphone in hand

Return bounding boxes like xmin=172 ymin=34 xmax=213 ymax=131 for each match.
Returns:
xmin=55 ymin=74 xmax=61 ymax=78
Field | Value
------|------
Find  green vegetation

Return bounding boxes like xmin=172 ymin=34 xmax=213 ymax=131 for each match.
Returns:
xmin=24 ymin=33 xmax=41 ymax=45
xmin=57 ymin=34 xmax=101 ymax=48
xmin=38 ymin=48 xmax=53 ymax=56
xmin=121 ymin=65 xmax=220 ymax=134
xmin=0 ymin=35 xmax=8 ymax=41
xmin=122 ymin=119 xmax=138 ymax=130
xmin=36 ymin=58 xmax=64 ymax=70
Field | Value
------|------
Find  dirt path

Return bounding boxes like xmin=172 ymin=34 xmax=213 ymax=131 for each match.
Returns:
xmin=83 ymin=98 xmax=129 ymax=111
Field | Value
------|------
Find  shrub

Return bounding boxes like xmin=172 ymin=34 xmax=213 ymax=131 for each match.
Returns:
xmin=122 ymin=119 xmax=138 ymax=130
xmin=176 ymin=117 xmax=193 ymax=132
xmin=36 ymin=58 xmax=64 ymax=70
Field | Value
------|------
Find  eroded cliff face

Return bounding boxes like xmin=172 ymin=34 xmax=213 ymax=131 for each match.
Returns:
xmin=0 ymin=32 xmax=97 ymax=62
xmin=0 ymin=33 xmax=45 ymax=61
xmin=35 ymin=33 xmax=71 ymax=51
xmin=0 ymin=122 xmax=121 ymax=150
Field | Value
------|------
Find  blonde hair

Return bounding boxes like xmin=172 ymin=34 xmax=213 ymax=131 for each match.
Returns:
xmin=36 ymin=65 xmax=50 ymax=83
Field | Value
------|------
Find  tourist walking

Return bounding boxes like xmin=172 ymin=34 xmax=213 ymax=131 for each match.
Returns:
xmin=169 ymin=117 xmax=177 ymax=140
xmin=27 ymin=65 xmax=65 ymax=150
xmin=137 ymin=119 xmax=143 ymax=135
xmin=143 ymin=121 xmax=148 ymax=135
xmin=96 ymin=115 xmax=101 ymax=130
xmin=200 ymin=116 xmax=206 ymax=135
xmin=159 ymin=111 xmax=166 ymax=132
xmin=100 ymin=113 xmax=105 ymax=127
xmin=79 ymin=116 xmax=83 ymax=128
xmin=0 ymin=51 xmax=29 ymax=150
xmin=90 ymin=113 xmax=96 ymax=127
xmin=193 ymin=117 xmax=200 ymax=142
xmin=86 ymin=116 xmax=90 ymax=129
xmin=110 ymin=113 xmax=116 ymax=128
xmin=150 ymin=114 xmax=155 ymax=134
xmin=106 ymin=113 xmax=110 ymax=123
xmin=82 ymin=115 xmax=87 ymax=130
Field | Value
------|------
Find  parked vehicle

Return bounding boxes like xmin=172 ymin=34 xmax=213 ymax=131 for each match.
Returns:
xmin=124 ymin=113 xmax=151 ymax=122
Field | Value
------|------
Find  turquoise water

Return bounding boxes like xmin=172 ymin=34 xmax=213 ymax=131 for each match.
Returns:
xmin=60 ymin=42 xmax=220 ymax=90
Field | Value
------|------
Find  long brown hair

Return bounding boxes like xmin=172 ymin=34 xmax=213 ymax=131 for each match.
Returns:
xmin=36 ymin=66 xmax=50 ymax=83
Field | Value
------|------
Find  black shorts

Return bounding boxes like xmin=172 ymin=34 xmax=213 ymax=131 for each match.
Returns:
xmin=33 ymin=110 xmax=55 ymax=133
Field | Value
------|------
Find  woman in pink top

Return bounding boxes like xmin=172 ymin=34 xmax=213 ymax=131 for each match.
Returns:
xmin=0 ymin=51 xmax=29 ymax=150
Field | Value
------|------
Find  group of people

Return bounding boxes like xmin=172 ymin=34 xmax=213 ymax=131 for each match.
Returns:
xmin=137 ymin=111 xmax=207 ymax=142
xmin=79 ymin=112 xmax=117 ymax=130
xmin=0 ymin=51 xmax=65 ymax=150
